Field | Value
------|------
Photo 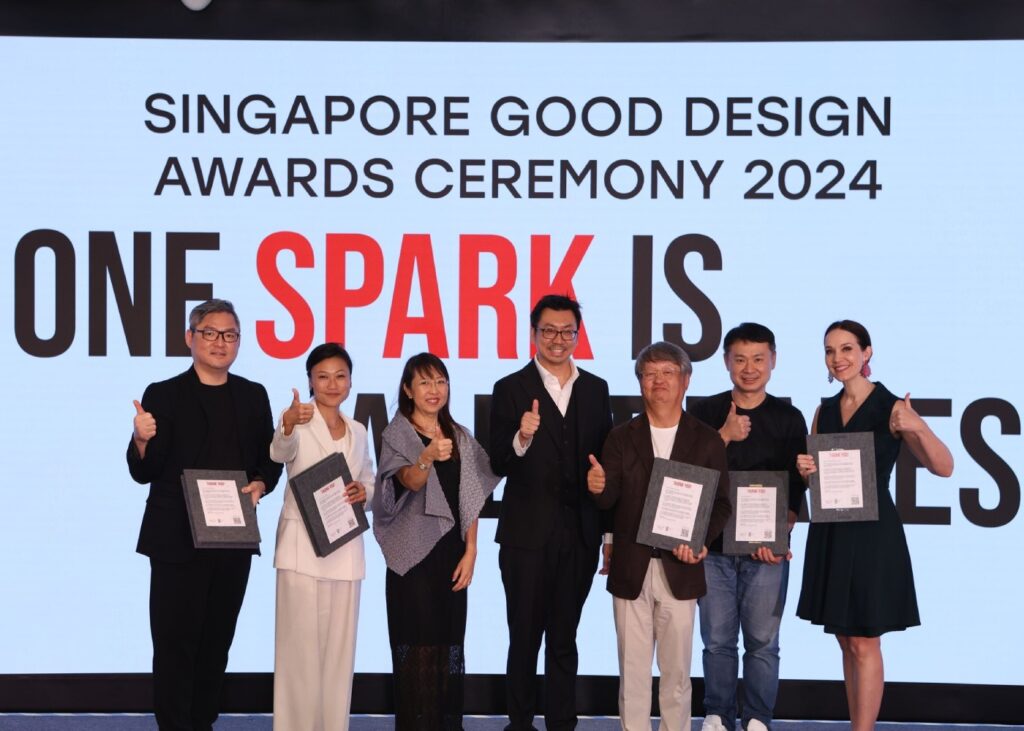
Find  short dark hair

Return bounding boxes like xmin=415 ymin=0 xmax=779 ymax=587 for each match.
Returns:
xmin=723 ymin=322 xmax=776 ymax=354
xmin=530 ymin=294 xmax=582 ymax=329
xmin=397 ymin=352 xmax=463 ymax=459
xmin=635 ymin=341 xmax=692 ymax=379
xmin=188 ymin=298 xmax=239 ymax=330
xmin=305 ymin=343 xmax=353 ymax=396
xmin=825 ymin=320 xmax=872 ymax=349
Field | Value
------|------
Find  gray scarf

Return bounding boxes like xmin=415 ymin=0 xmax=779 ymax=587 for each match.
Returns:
xmin=372 ymin=414 xmax=500 ymax=576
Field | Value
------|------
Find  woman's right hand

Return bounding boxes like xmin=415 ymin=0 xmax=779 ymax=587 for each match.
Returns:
xmin=796 ymin=453 xmax=817 ymax=483
xmin=422 ymin=426 xmax=453 ymax=463
xmin=282 ymin=388 xmax=314 ymax=434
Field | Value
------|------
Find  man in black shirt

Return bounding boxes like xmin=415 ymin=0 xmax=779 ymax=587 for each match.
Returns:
xmin=127 ymin=299 xmax=281 ymax=731
xmin=689 ymin=323 xmax=807 ymax=731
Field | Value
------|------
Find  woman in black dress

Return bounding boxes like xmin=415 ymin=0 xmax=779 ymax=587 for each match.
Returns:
xmin=796 ymin=320 xmax=953 ymax=731
xmin=372 ymin=353 xmax=499 ymax=731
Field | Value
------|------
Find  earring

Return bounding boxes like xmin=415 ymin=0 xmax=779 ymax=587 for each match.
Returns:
xmin=828 ymin=372 xmax=834 ymax=384
xmin=861 ymin=362 xmax=872 ymax=378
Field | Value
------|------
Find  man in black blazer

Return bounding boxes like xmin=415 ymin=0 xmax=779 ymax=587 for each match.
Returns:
xmin=127 ymin=299 xmax=281 ymax=731
xmin=488 ymin=294 xmax=612 ymax=731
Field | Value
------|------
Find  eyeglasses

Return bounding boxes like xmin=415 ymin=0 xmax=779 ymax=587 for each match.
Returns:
xmin=415 ymin=378 xmax=449 ymax=388
xmin=640 ymin=367 xmax=682 ymax=381
xmin=537 ymin=327 xmax=579 ymax=342
xmin=192 ymin=328 xmax=240 ymax=343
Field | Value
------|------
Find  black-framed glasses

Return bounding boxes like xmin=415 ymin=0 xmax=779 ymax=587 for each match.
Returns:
xmin=538 ymin=327 xmax=578 ymax=342
xmin=192 ymin=327 xmax=240 ymax=343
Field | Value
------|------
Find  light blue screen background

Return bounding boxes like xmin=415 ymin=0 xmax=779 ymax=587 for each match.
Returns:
xmin=0 ymin=38 xmax=1020 ymax=684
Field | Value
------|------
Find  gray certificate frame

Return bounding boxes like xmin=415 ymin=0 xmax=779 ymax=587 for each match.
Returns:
xmin=181 ymin=469 xmax=261 ymax=549
xmin=289 ymin=452 xmax=369 ymax=558
xmin=724 ymin=470 xmax=789 ymax=556
xmin=636 ymin=457 xmax=720 ymax=554
xmin=807 ymin=431 xmax=878 ymax=523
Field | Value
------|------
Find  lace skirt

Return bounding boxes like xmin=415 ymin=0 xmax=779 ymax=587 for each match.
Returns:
xmin=385 ymin=527 xmax=468 ymax=731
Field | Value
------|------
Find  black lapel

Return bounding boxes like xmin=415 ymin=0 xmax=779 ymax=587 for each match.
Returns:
xmin=517 ymin=361 xmax=562 ymax=452
xmin=227 ymin=373 xmax=250 ymax=468
xmin=669 ymin=410 xmax=696 ymax=463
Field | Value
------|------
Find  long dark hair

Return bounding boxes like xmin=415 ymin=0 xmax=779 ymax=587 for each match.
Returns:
xmin=397 ymin=352 xmax=462 ymax=460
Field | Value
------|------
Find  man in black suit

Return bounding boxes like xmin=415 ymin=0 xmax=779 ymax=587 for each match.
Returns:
xmin=488 ymin=294 xmax=613 ymax=731
xmin=127 ymin=298 xmax=282 ymax=731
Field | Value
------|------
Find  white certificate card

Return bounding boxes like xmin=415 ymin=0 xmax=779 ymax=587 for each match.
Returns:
xmin=197 ymin=478 xmax=246 ymax=527
xmin=652 ymin=476 xmax=702 ymax=541
xmin=313 ymin=478 xmax=359 ymax=542
xmin=818 ymin=449 xmax=864 ymax=509
xmin=735 ymin=485 xmax=777 ymax=542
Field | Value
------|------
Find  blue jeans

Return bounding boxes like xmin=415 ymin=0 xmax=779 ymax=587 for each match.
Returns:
xmin=698 ymin=553 xmax=789 ymax=730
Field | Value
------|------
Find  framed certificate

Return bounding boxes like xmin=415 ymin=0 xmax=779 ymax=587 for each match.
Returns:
xmin=636 ymin=458 xmax=721 ymax=554
xmin=723 ymin=470 xmax=789 ymax=556
xmin=289 ymin=452 xmax=369 ymax=557
xmin=806 ymin=432 xmax=878 ymax=523
xmin=181 ymin=469 xmax=261 ymax=549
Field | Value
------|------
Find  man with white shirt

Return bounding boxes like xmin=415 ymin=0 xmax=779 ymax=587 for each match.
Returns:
xmin=488 ymin=294 xmax=613 ymax=731
xmin=587 ymin=341 xmax=731 ymax=731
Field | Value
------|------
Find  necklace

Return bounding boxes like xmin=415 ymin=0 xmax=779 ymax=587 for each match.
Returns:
xmin=413 ymin=417 xmax=439 ymax=435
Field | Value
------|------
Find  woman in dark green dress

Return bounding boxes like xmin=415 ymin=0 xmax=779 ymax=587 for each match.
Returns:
xmin=796 ymin=320 xmax=953 ymax=731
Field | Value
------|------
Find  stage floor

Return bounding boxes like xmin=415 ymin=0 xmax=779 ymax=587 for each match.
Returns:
xmin=0 ymin=717 xmax=1020 ymax=730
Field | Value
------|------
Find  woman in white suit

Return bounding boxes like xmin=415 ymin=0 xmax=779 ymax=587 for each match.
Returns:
xmin=270 ymin=342 xmax=374 ymax=731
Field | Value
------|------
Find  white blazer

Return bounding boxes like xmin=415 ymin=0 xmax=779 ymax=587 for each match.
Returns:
xmin=270 ymin=403 xmax=375 ymax=580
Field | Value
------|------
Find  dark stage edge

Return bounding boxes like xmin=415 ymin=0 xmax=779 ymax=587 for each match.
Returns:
xmin=0 ymin=718 xmax=1023 ymax=731
xmin=1 ymin=675 xmax=1021 ymax=726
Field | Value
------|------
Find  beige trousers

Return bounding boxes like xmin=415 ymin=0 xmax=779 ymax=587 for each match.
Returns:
xmin=612 ymin=558 xmax=697 ymax=731
xmin=273 ymin=569 xmax=361 ymax=731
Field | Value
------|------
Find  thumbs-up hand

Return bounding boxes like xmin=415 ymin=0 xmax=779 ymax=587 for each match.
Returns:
xmin=426 ymin=424 xmax=454 ymax=462
xmin=282 ymin=388 xmax=315 ymax=435
xmin=587 ymin=454 xmax=606 ymax=494
xmin=518 ymin=398 xmax=541 ymax=446
xmin=133 ymin=399 xmax=157 ymax=443
xmin=719 ymin=401 xmax=751 ymax=445
xmin=890 ymin=392 xmax=924 ymax=435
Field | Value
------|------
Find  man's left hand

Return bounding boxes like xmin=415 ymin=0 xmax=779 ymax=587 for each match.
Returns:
xmin=751 ymin=546 xmax=791 ymax=564
xmin=673 ymin=544 xmax=708 ymax=564
xmin=241 ymin=480 xmax=266 ymax=507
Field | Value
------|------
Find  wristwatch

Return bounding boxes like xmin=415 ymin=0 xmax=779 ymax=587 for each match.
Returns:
xmin=417 ymin=460 xmax=429 ymax=471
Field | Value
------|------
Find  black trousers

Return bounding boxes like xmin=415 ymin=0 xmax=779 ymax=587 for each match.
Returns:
xmin=499 ymin=507 xmax=598 ymax=731
xmin=149 ymin=551 xmax=252 ymax=731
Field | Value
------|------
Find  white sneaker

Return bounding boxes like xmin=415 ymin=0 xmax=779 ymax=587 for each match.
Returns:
xmin=746 ymin=719 xmax=769 ymax=731
xmin=702 ymin=715 xmax=727 ymax=731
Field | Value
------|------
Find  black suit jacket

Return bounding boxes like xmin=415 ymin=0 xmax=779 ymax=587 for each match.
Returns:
xmin=592 ymin=411 xmax=731 ymax=601
xmin=488 ymin=361 xmax=612 ymax=550
xmin=126 ymin=367 xmax=282 ymax=562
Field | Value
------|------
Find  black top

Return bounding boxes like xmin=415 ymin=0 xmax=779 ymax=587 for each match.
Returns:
xmin=394 ymin=431 xmax=463 ymax=538
xmin=195 ymin=382 xmax=242 ymax=470
xmin=689 ymin=390 xmax=808 ymax=553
